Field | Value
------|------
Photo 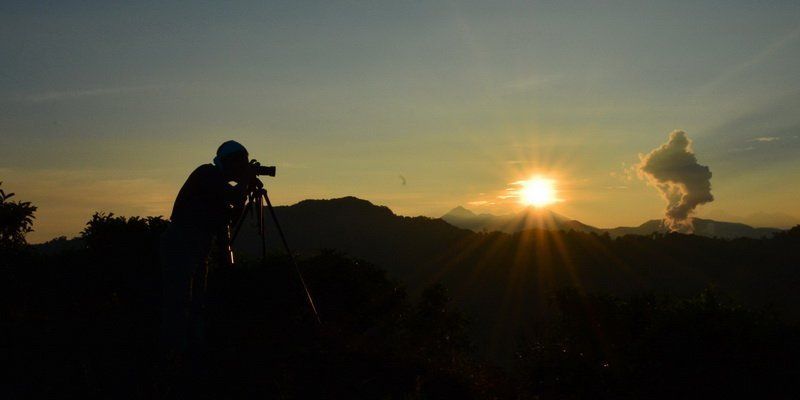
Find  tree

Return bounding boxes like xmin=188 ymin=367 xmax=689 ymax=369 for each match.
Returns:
xmin=0 ymin=182 xmax=37 ymax=247
xmin=80 ymin=212 xmax=168 ymax=254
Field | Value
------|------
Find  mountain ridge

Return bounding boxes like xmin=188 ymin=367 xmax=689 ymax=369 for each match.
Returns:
xmin=442 ymin=205 xmax=781 ymax=239
xmin=29 ymin=196 xmax=799 ymax=366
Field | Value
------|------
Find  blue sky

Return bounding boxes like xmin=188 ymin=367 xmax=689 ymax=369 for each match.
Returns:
xmin=2 ymin=1 xmax=799 ymax=241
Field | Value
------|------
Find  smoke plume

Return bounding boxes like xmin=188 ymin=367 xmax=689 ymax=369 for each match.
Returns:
xmin=638 ymin=130 xmax=713 ymax=232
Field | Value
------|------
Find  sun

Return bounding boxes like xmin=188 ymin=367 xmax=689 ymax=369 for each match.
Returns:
xmin=518 ymin=177 xmax=558 ymax=207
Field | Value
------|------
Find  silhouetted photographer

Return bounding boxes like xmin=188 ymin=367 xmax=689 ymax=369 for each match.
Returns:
xmin=160 ymin=140 xmax=261 ymax=356
xmin=160 ymin=140 xmax=319 ymax=380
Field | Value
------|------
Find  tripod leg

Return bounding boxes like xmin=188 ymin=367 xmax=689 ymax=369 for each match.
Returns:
xmin=257 ymin=193 xmax=267 ymax=263
xmin=230 ymin=193 xmax=253 ymax=245
xmin=227 ymin=194 xmax=256 ymax=266
xmin=262 ymin=192 xmax=322 ymax=325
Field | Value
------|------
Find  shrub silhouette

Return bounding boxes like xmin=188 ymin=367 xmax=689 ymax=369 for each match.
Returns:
xmin=3 ymin=193 xmax=800 ymax=398
xmin=0 ymin=182 xmax=37 ymax=249
xmin=515 ymin=288 xmax=800 ymax=399
xmin=205 ymin=252 xmax=491 ymax=398
xmin=3 ymin=210 xmax=492 ymax=398
xmin=81 ymin=212 xmax=168 ymax=254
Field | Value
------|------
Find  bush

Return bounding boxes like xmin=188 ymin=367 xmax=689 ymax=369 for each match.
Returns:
xmin=515 ymin=288 xmax=800 ymax=399
xmin=4 ymin=211 xmax=493 ymax=398
xmin=0 ymin=182 xmax=37 ymax=248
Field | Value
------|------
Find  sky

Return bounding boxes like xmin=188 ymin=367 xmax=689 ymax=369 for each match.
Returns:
xmin=2 ymin=0 xmax=800 ymax=243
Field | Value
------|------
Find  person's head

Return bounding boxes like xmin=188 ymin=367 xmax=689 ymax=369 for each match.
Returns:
xmin=214 ymin=140 xmax=249 ymax=179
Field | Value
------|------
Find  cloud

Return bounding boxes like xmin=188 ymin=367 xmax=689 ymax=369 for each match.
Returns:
xmin=637 ymin=130 xmax=714 ymax=233
xmin=501 ymin=74 xmax=562 ymax=94
xmin=751 ymin=136 xmax=780 ymax=142
xmin=25 ymin=85 xmax=158 ymax=102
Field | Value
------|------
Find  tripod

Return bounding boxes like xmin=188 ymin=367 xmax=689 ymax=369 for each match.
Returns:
xmin=229 ymin=183 xmax=321 ymax=325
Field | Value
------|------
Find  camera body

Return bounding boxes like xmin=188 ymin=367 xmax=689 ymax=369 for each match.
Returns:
xmin=250 ymin=160 xmax=276 ymax=177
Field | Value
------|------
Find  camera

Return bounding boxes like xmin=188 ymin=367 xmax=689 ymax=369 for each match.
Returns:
xmin=250 ymin=160 xmax=276 ymax=177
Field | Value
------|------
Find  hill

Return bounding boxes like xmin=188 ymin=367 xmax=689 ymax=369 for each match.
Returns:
xmin=28 ymin=197 xmax=799 ymax=365
xmin=233 ymin=196 xmax=472 ymax=284
xmin=443 ymin=206 xmax=779 ymax=239
xmin=234 ymin=198 xmax=800 ymax=362
xmin=442 ymin=205 xmax=603 ymax=234
xmin=9 ymin=196 xmax=800 ymax=396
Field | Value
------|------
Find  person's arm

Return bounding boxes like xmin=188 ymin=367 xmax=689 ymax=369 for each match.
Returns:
xmin=224 ymin=180 xmax=249 ymax=226
xmin=218 ymin=176 xmax=255 ymax=267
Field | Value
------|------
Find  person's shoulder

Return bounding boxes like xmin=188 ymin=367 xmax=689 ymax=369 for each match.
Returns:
xmin=189 ymin=164 xmax=223 ymax=180
xmin=193 ymin=163 xmax=217 ymax=173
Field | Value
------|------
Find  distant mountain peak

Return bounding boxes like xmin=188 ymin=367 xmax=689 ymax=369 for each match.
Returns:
xmin=443 ymin=206 xmax=477 ymax=219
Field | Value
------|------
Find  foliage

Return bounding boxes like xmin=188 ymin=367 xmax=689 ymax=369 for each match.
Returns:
xmin=2 ymin=214 xmax=492 ymax=398
xmin=409 ymin=284 xmax=472 ymax=363
xmin=230 ymin=199 xmax=800 ymax=364
xmin=774 ymin=224 xmax=800 ymax=239
xmin=515 ymin=288 xmax=800 ymax=399
xmin=81 ymin=212 xmax=168 ymax=254
xmin=2 ymin=202 xmax=800 ymax=398
xmin=204 ymin=252 xmax=492 ymax=398
xmin=0 ymin=182 xmax=37 ymax=248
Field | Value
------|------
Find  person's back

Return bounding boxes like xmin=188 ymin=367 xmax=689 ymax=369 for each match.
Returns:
xmin=170 ymin=163 xmax=234 ymax=235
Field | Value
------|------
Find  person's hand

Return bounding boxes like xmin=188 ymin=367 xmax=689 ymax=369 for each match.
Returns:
xmin=244 ymin=160 xmax=262 ymax=187
xmin=250 ymin=175 xmax=263 ymax=189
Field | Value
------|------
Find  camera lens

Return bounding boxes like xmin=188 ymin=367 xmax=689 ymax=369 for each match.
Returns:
xmin=254 ymin=165 xmax=276 ymax=177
